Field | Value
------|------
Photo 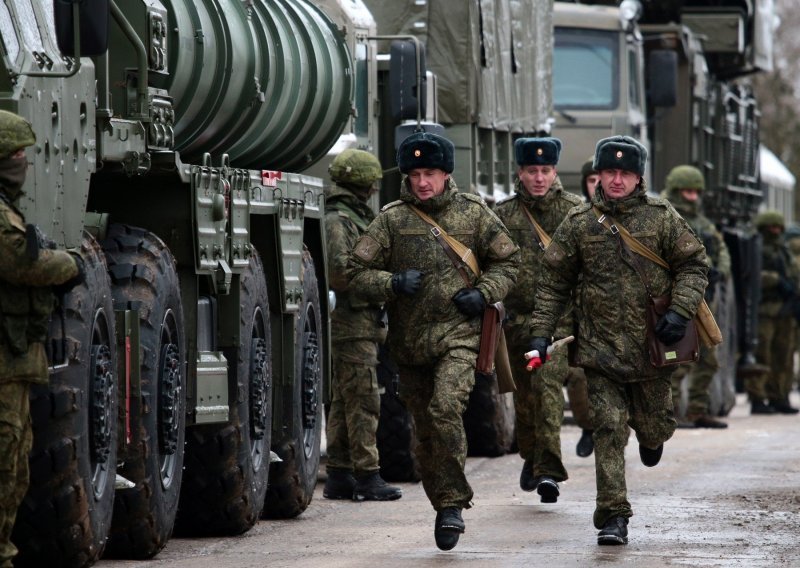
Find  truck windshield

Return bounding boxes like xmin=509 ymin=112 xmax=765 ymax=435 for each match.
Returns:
xmin=554 ymin=27 xmax=618 ymax=109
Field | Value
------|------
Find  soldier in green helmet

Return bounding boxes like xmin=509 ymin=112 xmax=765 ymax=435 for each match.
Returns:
xmin=0 ymin=110 xmax=84 ymax=564
xmin=751 ymin=210 xmax=800 ymax=414
xmin=322 ymin=148 xmax=402 ymax=502
xmin=661 ymin=165 xmax=731 ymax=428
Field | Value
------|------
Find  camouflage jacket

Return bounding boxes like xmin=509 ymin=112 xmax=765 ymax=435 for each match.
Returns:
xmin=494 ymin=177 xmax=581 ymax=344
xmin=348 ymin=178 xmax=519 ymax=365
xmin=759 ymin=232 xmax=800 ymax=318
xmin=0 ymin=199 xmax=79 ymax=383
xmin=531 ymin=184 xmax=708 ymax=381
xmin=662 ymin=189 xmax=731 ymax=279
xmin=325 ymin=184 xmax=386 ymax=359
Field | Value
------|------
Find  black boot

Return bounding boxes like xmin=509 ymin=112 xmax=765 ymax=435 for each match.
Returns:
xmin=769 ymin=400 xmax=800 ymax=414
xmin=638 ymin=443 xmax=663 ymax=467
xmin=323 ymin=469 xmax=355 ymax=500
xmin=751 ymin=400 xmax=777 ymax=415
xmin=576 ymin=429 xmax=594 ymax=457
xmin=352 ymin=471 xmax=402 ymax=501
xmin=519 ymin=459 xmax=537 ymax=492
xmin=434 ymin=507 xmax=465 ymax=551
xmin=597 ymin=516 xmax=628 ymax=545
xmin=536 ymin=476 xmax=560 ymax=503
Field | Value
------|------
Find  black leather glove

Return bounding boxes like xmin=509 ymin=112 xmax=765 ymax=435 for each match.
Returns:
xmin=654 ymin=309 xmax=690 ymax=345
xmin=391 ymin=269 xmax=424 ymax=296
xmin=777 ymin=277 xmax=796 ymax=300
xmin=452 ymin=287 xmax=486 ymax=317
xmin=54 ymin=253 xmax=86 ymax=296
xmin=707 ymin=267 xmax=721 ymax=286
xmin=704 ymin=283 xmax=716 ymax=304
xmin=527 ymin=336 xmax=552 ymax=367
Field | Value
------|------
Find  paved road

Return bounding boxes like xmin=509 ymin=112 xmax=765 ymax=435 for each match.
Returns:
xmin=98 ymin=393 xmax=800 ymax=567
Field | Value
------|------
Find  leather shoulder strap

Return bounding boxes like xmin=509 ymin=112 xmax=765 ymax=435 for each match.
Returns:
xmin=408 ymin=205 xmax=481 ymax=282
xmin=519 ymin=201 xmax=552 ymax=250
xmin=591 ymin=205 xmax=669 ymax=269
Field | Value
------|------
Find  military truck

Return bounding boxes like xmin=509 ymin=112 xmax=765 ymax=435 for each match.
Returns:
xmin=0 ymin=0 xmax=381 ymax=564
xmin=552 ymin=0 xmax=774 ymax=415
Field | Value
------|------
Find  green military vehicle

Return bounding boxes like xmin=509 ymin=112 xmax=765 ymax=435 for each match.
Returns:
xmin=552 ymin=0 xmax=774 ymax=415
xmin=0 ymin=0 xmax=382 ymax=564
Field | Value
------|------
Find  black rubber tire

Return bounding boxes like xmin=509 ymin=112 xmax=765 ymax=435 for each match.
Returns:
xmin=176 ymin=252 xmax=272 ymax=535
xmin=13 ymin=235 xmax=117 ymax=567
xmin=375 ymin=346 xmax=420 ymax=482
xmin=263 ymin=250 xmax=323 ymax=519
xmin=101 ymin=225 xmax=186 ymax=558
xmin=463 ymin=373 xmax=516 ymax=457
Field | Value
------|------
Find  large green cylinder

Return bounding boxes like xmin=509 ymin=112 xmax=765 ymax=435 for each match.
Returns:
xmin=162 ymin=0 xmax=352 ymax=171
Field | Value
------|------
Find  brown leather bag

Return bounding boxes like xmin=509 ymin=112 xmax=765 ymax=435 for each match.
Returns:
xmin=646 ymin=295 xmax=700 ymax=367
xmin=477 ymin=302 xmax=504 ymax=375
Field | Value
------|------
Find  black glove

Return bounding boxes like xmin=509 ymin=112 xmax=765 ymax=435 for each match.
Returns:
xmin=707 ymin=267 xmax=721 ymax=286
xmin=54 ymin=253 xmax=86 ymax=296
xmin=704 ymin=284 xmax=716 ymax=304
xmin=527 ymin=336 xmax=552 ymax=366
xmin=654 ymin=309 xmax=690 ymax=345
xmin=452 ymin=288 xmax=486 ymax=317
xmin=777 ymin=277 xmax=796 ymax=300
xmin=391 ymin=269 xmax=424 ymax=296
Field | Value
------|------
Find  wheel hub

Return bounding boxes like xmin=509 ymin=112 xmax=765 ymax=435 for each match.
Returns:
xmin=250 ymin=337 xmax=269 ymax=440
xmin=301 ymin=331 xmax=320 ymax=430
xmin=159 ymin=343 xmax=181 ymax=455
xmin=90 ymin=344 xmax=114 ymax=464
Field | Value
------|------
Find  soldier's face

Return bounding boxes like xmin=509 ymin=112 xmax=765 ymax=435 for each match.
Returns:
xmin=680 ymin=188 xmax=700 ymax=203
xmin=518 ymin=165 xmax=557 ymax=197
xmin=585 ymin=173 xmax=600 ymax=199
xmin=599 ymin=169 xmax=640 ymax=199
xmin=407 ymin=168 xmax=449 ymax=201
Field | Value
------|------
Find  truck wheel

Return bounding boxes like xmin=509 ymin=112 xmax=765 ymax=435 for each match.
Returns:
xmin=101 ymin=225 xmax=186 ymax=559
xmin=177 ymin=252 xmax=272 ymax=535
xmin=376 ymin=346 xmax=420 ymax=482
xmin=263 ymin=250 xmax=322 ymax=518
xmin=13 ymin=235 xmax=117 ymax=567
xmin=463 ymin=374 xmax=515 ymax=457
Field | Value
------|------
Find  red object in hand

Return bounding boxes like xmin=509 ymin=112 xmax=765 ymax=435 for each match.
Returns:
xmin=526 ymin=353 xmax=551 ymax=371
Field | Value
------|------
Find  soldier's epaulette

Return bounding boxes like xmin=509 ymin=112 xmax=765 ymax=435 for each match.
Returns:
xmin=644 ymin=195 xmax=672 ymax=208
xmin=568 ymin=202 xmax=593 ymax=217
xmin=460 ymin=192 xmax=486 ymax=205
xmin=560 ymin=191 xmax=584 ymax=206
xmin=495 ymin=193 xmax=519 ymax=206
xmin=380 ymin=199 xmax=404 ymax=212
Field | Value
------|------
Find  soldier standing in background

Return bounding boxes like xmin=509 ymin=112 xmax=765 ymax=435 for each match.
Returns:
xmin=322 ymin=149 xmax=402 ymax=502
xmin=580 ymin=157 xmax=600 ymax=201
xmin=661 ymin=165 xmax=731 ymax=428
xmin=530 ymin=135 xmax=708 ymax=545
xmin=348 ymin=132 xmax=519 ymax=551
xmin=751 ymin=210 xmax=800 ymax=414
xmin=495 ymin=137 xmax=582 ymax=502
xmin=0 ymin=110 xmax=84 ymax=565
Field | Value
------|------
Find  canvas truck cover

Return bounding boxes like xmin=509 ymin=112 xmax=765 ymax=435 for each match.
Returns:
xmin=364 ymin=0 xmax=553 ymax=132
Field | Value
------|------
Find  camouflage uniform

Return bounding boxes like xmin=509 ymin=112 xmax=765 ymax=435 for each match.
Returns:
xmin=753 ymin=211 xmax=799 ymax=411
xmin=495 ymin=176 xmax=581 ymax=482
xmin=348 ymin=177 xmax=519 ymax=511
xmin=531 ymin=179 xmax=708 ymax=529
xmin=0 ymin=111 xmax=81 ymax=565
xmin=324 ymin=183 xmax=387 ymax=476
xmin=661 ymin=167 xmax=731 ymax=422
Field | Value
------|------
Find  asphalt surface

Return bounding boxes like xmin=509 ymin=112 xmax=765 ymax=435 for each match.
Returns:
xmin=97 ymin=393 xmax=800 ymax=567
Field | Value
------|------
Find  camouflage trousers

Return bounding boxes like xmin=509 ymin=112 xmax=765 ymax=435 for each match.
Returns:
xmin=670 ymin=344 xmax=719 ymax=418
xmin=586 ymin=370 xmax=676 ymax=529
xmin=399 ymin=348 xmax=475 ymax=511
xmin=510 ymin=337 xmax=569 ymax=481
xmin=755 ymin=315 xmax=796 ymax=404
xmin=565 ymin=367 xmax=594 ymax=431
xmin=0 ymin=381 xmax=31 ymax=566
xmin=325 ymin=343 xmax=381 ymax=475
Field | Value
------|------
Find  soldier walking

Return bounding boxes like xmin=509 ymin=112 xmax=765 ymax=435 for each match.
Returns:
xmin=348 ymin=132 xmax=519 ymax=550
xmin=662 ymin=165 xmax=731 ymax=428
xmin=0 ymin=111 xmax=84 ymax=565
xmin=322 ymin=149 xmax=402 ymax=502
xmin=495 ymin=137 xmax=582 ymax=502
xmin=529 ymin=135 xmax=708 ymax=545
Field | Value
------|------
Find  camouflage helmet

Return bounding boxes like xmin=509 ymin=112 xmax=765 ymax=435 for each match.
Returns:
xmin=328 ymin=149 xmax=383 ymax=188
xmin=755 ymin=209 xmax=785 ymax=230
xmin=0 ymin=110 xmax=35 ymax=159
xmin=665 ymin=165 xmax=705 ymax=192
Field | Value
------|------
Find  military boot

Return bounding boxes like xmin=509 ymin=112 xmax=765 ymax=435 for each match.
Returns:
xmin=323 ymin=469 xmax=356 ymax=500
xmin=597 ymin=516 xmax=628 ymax=545
xmin=751 ymin=400 xmax=777 ymax=415
xmin=519 ymin=459 xmax=537 ymax=492
xmin=690 ymin=414 xmax=728 ymax=428
xmin=769 ymin=400 xmax=800 ymax=414
xmin=434 ymin=507 xmax=465 ymax=551
xmin=536 ymin=476 xmax=560 ymax=503
xmin=576 ymin=429 xmax=594 ymax=458
xmin=638 ymin=443 xmax=663 ymax=467
xmin=352 ymin=471 xmax=402 ymax=501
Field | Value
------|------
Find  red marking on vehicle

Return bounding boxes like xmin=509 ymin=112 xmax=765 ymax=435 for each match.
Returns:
xmin=261 ymin=170 xmax=282 ymax=187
